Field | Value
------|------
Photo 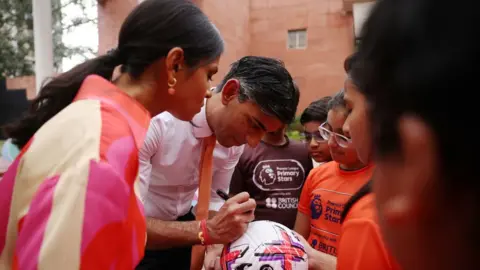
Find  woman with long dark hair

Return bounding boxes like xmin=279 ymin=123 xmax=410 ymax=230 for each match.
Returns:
xmin=0 ymin=0 xmax=224 ymax=268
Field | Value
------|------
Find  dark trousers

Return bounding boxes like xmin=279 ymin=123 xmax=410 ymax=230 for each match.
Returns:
xmin=136 ymin=211 xmax=195 ymax=270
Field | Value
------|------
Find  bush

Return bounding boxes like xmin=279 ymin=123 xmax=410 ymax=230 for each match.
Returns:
xmin=287 ymin=116 xmax=303 ymax=141
xmin=287 ymin=130 xmax=302 ymax=141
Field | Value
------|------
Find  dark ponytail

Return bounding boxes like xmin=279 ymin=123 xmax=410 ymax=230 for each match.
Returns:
xmin=4 ymin=53 xmax=120 ymax=149
xmin=340 ymin=180 xmax=372 ymax=223
xmin=4 ymin=0 xmax=224 ymax=149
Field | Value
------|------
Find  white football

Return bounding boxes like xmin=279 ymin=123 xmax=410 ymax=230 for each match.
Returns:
xmin=220 ymin=220 xmax=308 ymax=270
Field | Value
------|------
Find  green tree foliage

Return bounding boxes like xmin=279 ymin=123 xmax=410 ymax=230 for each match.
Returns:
xmin=0 ymin=0 xmax=97 ymax=78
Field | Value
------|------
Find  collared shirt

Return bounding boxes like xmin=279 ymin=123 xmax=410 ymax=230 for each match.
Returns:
xmin=139 ymin=104 xmax=245 ymax=221
xmin=0 ymin=75 xmax=150 ymax=269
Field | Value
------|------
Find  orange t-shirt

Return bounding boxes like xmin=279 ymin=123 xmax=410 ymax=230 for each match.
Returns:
xmin=337 ymin=193 xmax=401 ymax=270
xmin=298 ymin=161 xmax=374 ymax=256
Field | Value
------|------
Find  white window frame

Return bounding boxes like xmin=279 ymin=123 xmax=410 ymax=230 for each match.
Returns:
xmin=287 ymin=29 xmax=307 ymax=50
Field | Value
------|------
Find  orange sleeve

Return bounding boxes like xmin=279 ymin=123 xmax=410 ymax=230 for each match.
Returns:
xmin=337 ymin=219 xmax=395 ymax=270
xmin=298 ymin=169 xmax=315 ymax=215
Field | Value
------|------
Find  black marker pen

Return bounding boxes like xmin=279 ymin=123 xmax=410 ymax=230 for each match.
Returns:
xmin=216 ymin=189 xmax=254 ymax=215
xmin=216 ymin=189 xmax=230 ymax=201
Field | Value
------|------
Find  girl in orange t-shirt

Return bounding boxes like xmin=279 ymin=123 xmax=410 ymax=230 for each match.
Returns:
xmin=336 ymin=181 xmax=400 ymax=270
xmin=294 ymin=89 xmax=374 ymax=268
xmin=296 ymin=54 xmax=400 ymax=270
xmin=333 ymin=53 xmax=400 ymax=270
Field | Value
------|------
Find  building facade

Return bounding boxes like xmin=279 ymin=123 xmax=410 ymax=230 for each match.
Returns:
xmin=99 ymin=0 xmax=366 ymax=112
xmin=8 ymin=0 xmax=374 ymax=114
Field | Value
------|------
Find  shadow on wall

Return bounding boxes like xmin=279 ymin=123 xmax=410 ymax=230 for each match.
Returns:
xmin=0 ymin=79 xmax=30 ymax=140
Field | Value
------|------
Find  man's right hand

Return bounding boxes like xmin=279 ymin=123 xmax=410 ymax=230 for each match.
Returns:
xmin=206 ymin=192 xmax=256 ymax=244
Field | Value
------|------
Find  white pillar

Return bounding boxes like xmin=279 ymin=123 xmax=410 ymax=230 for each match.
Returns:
xmin=32 ymin=0 xmax=54 ymax=94
xmin=353 ymin=2 xmax=376 ymax=39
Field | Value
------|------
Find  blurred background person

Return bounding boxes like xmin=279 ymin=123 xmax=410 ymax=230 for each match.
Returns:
xmin=344 ymin=0 xmax=479 ymax=269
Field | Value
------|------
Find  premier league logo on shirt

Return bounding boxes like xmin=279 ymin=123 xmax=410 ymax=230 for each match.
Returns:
xmin=252 ymin=160 xmax=306 ymax=191
xmin=259 ymin=165 xmax=277 ymax=185
xmin=310 ymin=194 xmax=323 ymax=219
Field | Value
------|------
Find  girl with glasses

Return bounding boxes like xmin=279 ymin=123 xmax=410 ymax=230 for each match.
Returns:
xmin=294 ymin=90 xmax=374 ymax=269
xmin=331 ymin=53 xmax=400 ymax=270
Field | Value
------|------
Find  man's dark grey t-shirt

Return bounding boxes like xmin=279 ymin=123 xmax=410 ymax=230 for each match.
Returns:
xmin=230 ymin=137 xmax=313 ymax=229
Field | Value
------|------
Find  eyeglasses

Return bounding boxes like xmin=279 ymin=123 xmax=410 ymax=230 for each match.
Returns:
xmin=301 ymin=131 xmax=326 ymax=144
xmin=318 ymin=122 xmax=352 ymax=148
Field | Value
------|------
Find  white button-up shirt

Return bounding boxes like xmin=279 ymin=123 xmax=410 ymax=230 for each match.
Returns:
xmin=139 ymin=105 xmax=245 ymax=221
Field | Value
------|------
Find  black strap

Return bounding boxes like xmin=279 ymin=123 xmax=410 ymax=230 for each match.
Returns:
xmin=340 ymin=180 xmax=372 ymax=223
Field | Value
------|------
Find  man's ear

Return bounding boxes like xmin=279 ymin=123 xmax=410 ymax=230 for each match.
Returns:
xmin=221 ymin=79 xmax=240 ymax=105
xmin=379 ymin=116 xmax=440 ymax=225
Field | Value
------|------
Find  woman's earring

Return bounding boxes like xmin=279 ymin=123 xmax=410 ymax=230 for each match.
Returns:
xmin=168 ymin=78 xmax=177 ymax=95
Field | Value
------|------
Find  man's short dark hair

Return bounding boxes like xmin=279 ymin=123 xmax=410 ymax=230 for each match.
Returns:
xmin=216 ymin=56 xmax=299 ymax=124
xmin=300 ymin=96 xmax=332 ymax=125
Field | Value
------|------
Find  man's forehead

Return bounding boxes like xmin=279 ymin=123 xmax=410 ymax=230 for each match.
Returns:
xmin=239 ymin=101 xmax=283 ymax=131
xmin=254 ymin=113 xmax=283 ymax=132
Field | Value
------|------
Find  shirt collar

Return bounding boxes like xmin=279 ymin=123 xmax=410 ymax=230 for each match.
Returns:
xmin=74 ymin=75 xmax=151 ymax=149
xmin=191 ymin=101 xmax=213 ymax=138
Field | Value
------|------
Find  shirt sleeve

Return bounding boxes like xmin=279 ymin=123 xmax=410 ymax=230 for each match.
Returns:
xmin=138 ymin=116 xmax=164 ymax=202
xmin=337 ymin=219 xmax=395 ymax=270
xmin=298 ymin=169 xmax=315 ymax=215
xmin=15 ymin=159 xmax=144 ymax=269
xmin=209 ymin=145 xmax=245 ymax=211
